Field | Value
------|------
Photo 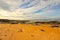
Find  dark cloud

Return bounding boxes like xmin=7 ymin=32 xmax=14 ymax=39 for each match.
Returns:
xmin=0 ymin=0 xmax=11 ymax=11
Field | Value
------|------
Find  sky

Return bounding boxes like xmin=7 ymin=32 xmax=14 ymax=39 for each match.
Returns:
xmin=0 ymin=0 xmax=60 ymax=20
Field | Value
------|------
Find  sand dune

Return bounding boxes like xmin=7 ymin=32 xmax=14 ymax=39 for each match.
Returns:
xmin=0 ymin=24 xmax=60 ymax=40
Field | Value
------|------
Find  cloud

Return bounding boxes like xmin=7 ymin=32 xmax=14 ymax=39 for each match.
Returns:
xmin=0 ymin=0 xmax=11 ymax=11
xmin=0 ymin=0 xmax=60 ymax=20
xmin=19 ymin=0 xmax=40 ymax=9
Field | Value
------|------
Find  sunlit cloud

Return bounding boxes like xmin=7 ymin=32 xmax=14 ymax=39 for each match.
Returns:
xmin=0 ymin=0 xmax=60 ymax=20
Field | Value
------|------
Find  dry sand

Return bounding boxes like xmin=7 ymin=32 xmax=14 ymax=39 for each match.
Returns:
xmin=0 ymin=24 xmax=60 ymax=40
